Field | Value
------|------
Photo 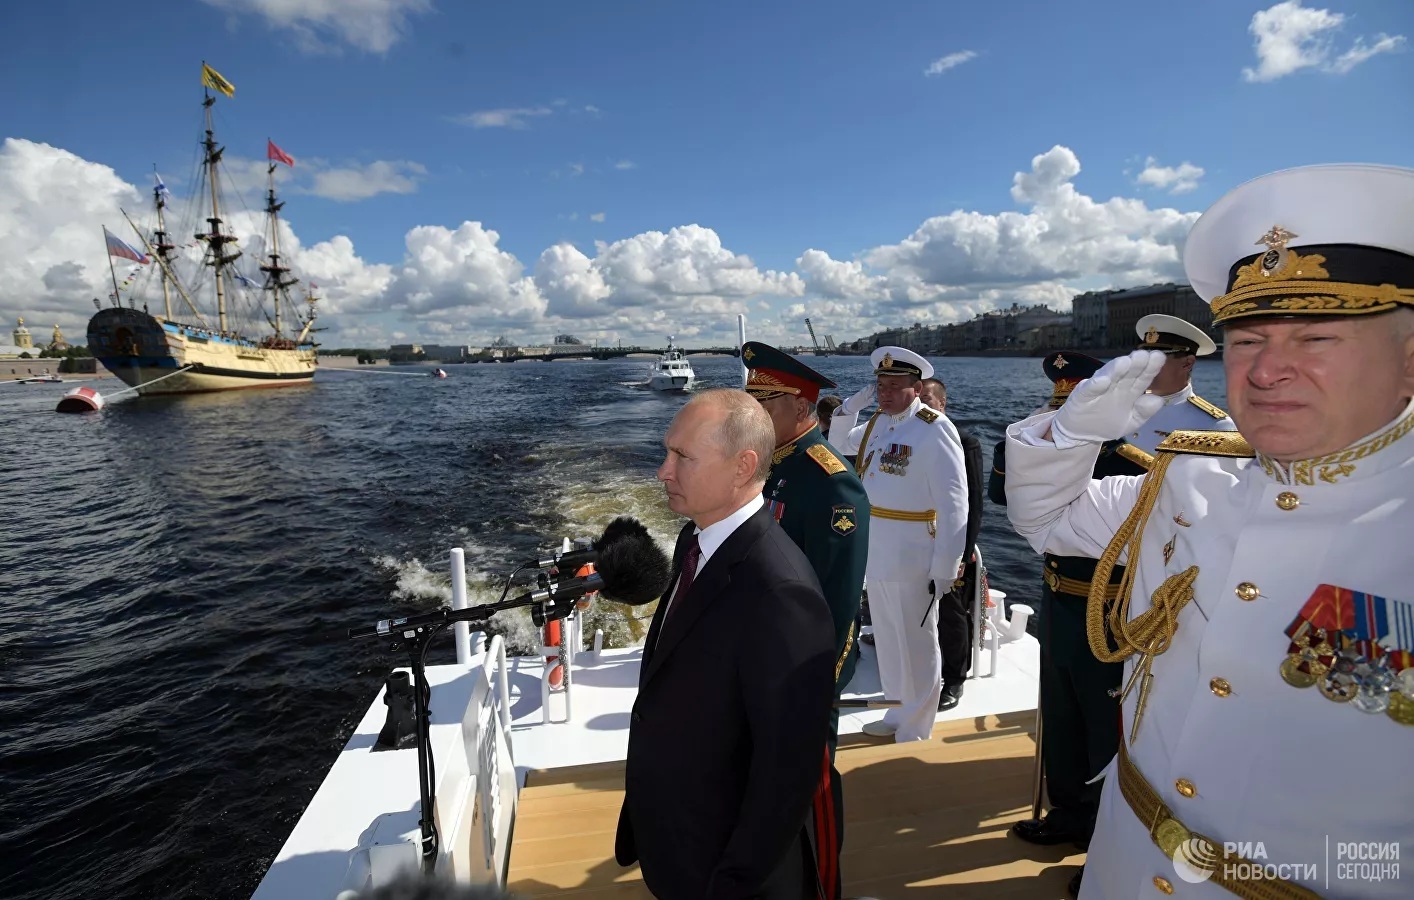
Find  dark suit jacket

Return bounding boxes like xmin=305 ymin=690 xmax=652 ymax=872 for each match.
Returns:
xmin=615 ymin=505 xmax=837 ymax=899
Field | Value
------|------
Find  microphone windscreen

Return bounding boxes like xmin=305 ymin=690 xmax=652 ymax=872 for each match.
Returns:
xmin=595 ymin=525 xmax=672 ymax=605
xmin=593 ymin=515 xmax=652 ymax=551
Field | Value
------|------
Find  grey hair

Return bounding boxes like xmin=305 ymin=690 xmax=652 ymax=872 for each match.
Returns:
xmin=688 ymin=388 xmax=775 ymax=483
xmin=1392 ymin=307 xmax=1414 ymax=340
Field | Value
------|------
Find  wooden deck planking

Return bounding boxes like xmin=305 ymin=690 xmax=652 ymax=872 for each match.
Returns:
xmin=507 ymin=714 xmax=1083 ymax=898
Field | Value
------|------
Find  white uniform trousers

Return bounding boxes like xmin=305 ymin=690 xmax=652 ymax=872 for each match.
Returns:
xmin=869 ymin=578 xmax=941 ymax=742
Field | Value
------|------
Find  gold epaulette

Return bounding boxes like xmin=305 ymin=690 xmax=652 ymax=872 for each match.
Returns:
xmin=915 ymin=407 xmax=939 ymax=424
xmin=806 ymin=443 xmax=847 ymax=475
xmin=1156 ymin=430 xmax=1254 ymax=458
xmin=1187 ymin=394 xmax=1230 ymax=420
xmin=1113 ymin=442 xmax=1155 ymax=470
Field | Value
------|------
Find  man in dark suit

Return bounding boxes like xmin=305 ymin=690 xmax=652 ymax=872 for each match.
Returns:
xmin=988 ymin=352 xmax=1150 ymax=898
xmin=918 ymin=377 xmax=982 ymax=709
xmin=616 ymin=388 xmax=837 ymax=899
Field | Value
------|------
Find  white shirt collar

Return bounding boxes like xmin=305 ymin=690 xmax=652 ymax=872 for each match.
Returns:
xmin=887 ymin=396 xmax=921 ymax=423
xmin=693 ymin=493 xmax=764 ymax=569
xmin=1158 ymin=383 xmax=1194 ymax=406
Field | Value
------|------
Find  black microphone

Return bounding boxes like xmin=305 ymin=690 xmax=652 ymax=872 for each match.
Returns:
xmin=590 ymin=517 xmax=672 ymax=604
xmin=526 ymin=515 xmax=655 ymax=571
xmin=348 ymin=517 xmax=672 ymax=640
xmin=531 ymin=517 xmax=673 ymax=614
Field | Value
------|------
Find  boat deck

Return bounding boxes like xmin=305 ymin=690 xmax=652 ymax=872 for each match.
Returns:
xmin=507 ymin=712 xmax=1083 ymax=898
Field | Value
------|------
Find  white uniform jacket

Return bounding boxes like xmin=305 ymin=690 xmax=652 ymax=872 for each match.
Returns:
xmin=1125 ymin=384 xmax=1238 ymax=454
xmin=847 ymin=397 xmax=969 ymax=591
xmin=1004 ymin=400 xmax=1414 ymax=899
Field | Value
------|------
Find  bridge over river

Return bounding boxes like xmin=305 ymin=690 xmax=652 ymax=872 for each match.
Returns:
xmin=469 ymin=346 xmax=742 ymax=363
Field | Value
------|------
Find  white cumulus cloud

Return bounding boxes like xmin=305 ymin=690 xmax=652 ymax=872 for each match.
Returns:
xmin=200 ymin=0 xmax=433 ymax=54
xmin=1136 ymin=157 xmax=1205 ymax=194
xmin=306 ymin=160 xmax=427 ymax=201
xmin=924 ymin=50 xmax=978 ymax=76
xmin=449 ymin=107 xmax=555 ymax=129
xmin=795 ymin=145 xmax=1198 ymax=334
xmin=0 ymin=137 xmax=1208 ymax=351
xmin=1242 ymin=1 xmax=1405 ymax=82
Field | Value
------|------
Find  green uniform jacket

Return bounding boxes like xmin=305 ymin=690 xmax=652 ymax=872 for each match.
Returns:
xmin=763 ymin=425 xmax=871 ymax=693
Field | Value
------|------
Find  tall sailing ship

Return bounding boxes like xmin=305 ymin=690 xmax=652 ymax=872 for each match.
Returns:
xmin=86 ymin=63 xmax=320 ymax=396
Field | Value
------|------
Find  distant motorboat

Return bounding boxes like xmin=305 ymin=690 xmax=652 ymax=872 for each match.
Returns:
xmin=647 ymin=337 xmax=695 ymax=393
xmin=18 ymin=374 xmax=63 ymax=384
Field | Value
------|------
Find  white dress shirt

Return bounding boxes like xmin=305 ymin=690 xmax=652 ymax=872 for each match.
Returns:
xmin=658 ymin=493 xmax=765 ymax=625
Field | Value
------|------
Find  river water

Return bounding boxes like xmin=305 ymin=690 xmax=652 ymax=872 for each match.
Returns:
xmin=0 ymin=353 xmax=1227 ymax=900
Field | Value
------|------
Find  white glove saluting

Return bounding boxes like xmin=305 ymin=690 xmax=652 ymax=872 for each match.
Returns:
xmin=841 ymin=383 xmax=876 ymax=415
xmin=1051 ymin=349 xmax=1167 ymax=448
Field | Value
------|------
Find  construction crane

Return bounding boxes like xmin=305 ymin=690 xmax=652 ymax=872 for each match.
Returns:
xmin=804 ymin=317 xmax=829 ymax=356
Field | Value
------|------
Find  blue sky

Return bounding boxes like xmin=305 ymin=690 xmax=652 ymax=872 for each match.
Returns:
xmin=1 ymin=0 xmax=1410 ymax=348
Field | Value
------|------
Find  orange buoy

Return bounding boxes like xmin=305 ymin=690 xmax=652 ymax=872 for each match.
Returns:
xmin=544 ymin=561 xmax=600 ymax=689
xmin=544 ymin=618 xmax=564 ymax=688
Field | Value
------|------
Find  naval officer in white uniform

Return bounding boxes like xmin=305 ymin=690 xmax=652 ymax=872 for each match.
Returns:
xmin=1122 ymin=314 xmax=1237 ymax=456
xmin=1003 ymin=163 xmax=1414 ymax=899
xmin=831 ymin=347 xmax=969 ymax=741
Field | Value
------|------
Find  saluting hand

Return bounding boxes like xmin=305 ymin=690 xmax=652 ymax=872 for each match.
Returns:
xmin=1051 ymin=349 xmax=1166 ymax=448
xmin=840 ymin=383 xmax=876 ymax=416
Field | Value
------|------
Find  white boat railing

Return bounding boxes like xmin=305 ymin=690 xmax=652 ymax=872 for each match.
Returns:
xmin=968 ymin=544 xmax=1034 ymax=679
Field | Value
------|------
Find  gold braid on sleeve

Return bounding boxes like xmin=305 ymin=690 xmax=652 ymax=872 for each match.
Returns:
xmin=1084 ymin=451 xmax=1199 ymax=742
xmin=835 ymin=621 xmax=855 ymax=685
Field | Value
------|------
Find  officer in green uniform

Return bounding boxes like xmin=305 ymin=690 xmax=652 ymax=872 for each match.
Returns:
xmin=990 ymin=351 xmax=1150 ymax=898
xmin=744 ymin=341 xmax=870 ymax=900
xmin=743 ymin=341 xmax=871 ymax=716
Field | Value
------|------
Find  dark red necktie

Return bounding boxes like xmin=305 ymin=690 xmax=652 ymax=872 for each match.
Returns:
xmin=664 ymin=533 xmax=701 ymax=627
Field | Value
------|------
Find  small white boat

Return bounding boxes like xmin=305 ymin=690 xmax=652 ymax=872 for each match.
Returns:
xmin=19 ymin=373 xmax=63 ymax=384
xmin=647 ymin=337 xmax=695 ymax=393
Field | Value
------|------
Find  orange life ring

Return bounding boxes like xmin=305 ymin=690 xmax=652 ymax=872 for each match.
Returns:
xmin=544 ymin=562 xmax=600 ymax=689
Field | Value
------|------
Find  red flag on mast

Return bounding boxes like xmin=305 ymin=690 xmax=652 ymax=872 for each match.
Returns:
xmin=267 ymin=139 xmax=295 ymax=167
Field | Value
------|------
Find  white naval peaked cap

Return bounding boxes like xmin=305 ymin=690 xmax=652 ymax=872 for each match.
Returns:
xmin=1135 ymin=313 xmax=1217 ymax=357
xmin=1183 ymin=163 xmax=1414 ymax=326
xmin=870 ymin=345 xmax=933 ymax=380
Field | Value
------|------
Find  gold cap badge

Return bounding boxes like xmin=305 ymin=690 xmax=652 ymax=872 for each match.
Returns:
xmin=1144 ymin=327 xmax=1158 ymax=344
xmin=880 ymin=353 xmax=893 ymax=368
xmin=1256 ymin=225 xmax=1299 ymax=276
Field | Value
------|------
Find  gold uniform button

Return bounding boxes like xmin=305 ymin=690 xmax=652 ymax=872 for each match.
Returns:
xmin=1276 ymin=491 xmax=1300 ymax=511
xmin=1175 ymin=778 xmax=1196 ymax=798
xmin=1235 ymin=582 xmax=1260 ymax=601
xmin=1153 ymin=876 xmax=1175 ymax=894
xmin=1210 ymin=677 xmax=1232 ymax=697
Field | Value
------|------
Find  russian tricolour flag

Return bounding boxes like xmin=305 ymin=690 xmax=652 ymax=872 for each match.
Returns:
xmin=104 ymin=227 xmax=150 ymax=264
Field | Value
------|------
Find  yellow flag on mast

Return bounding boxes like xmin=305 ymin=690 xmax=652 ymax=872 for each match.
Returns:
xmin=201 ymin=62 xmax=235 ymax=98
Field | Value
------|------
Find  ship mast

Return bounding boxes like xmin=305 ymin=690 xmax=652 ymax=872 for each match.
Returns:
xmin=200 ymin=93 xmax=241 ymax=334
xmin=150 ymin=168 xmax=176 ymax=320
xmin=260 ymin=162 xmax=297 ymax=338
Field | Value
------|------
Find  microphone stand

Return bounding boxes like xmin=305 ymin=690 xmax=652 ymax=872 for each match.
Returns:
xmin=345 ymin=587 xmax=580 ymax=874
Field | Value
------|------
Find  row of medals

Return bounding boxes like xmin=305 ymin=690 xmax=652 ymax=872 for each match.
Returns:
xmin=1280 ymin=627 xmax=1414 ymax=725
xmin=879 ymin=443 xmax=911 ymax=476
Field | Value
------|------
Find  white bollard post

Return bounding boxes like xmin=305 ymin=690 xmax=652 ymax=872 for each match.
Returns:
xmin=450 ymin=548 xmax=472 ymax=667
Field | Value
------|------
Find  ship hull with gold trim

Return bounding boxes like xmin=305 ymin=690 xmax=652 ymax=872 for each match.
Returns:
xmin=87 ymin=308 xmax=316 ymax=396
